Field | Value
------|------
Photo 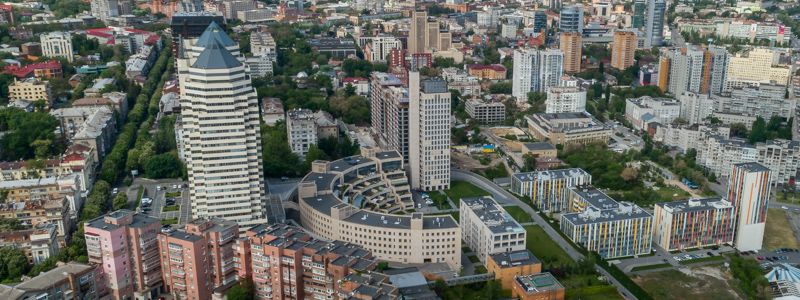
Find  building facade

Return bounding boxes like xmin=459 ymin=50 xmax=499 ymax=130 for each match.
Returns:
xmin=611 ymin=31 xmax=637 ymax=70
xmin=40 ymin=32 xmax=73 ymax=62
xmin=653 ymin=198 xmax=735 ymax=251
xmin=511 ymin=168 xmax=592 ymax=212
xmin=409 ymin=72 xmax=451 ymax=191
xmin=465 ymin=99 xmax=506 ymax=124
xmin=559 ymin=32 xmax=582 ymax=74
xmin=512 ymin=48 xmax=564 ymax=99
xmin=727 ymin=162 xmax=771 ymax=252
xmin=545 ymin=83 xmax=586 ymax=113
xmin=460 ymin=196 xmax=527 ymax=263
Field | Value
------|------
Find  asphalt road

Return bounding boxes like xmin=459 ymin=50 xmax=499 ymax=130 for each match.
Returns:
xmin=452 ymin=170 xmax=638 ymax=300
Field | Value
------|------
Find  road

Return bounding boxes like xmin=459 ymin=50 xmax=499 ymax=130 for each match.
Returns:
xmin=452 ymin=170 xmax=638 ymax=300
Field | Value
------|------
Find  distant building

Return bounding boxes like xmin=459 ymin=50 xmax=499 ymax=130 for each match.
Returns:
xmin=286 ymin=109 xmax=338 ymax=158
xmin=625 ymin=96 xmax=681 ymax=130
xmin=559 ymin=32 xmax=581 ymax=73
xmin=40 ymin=32 xmax=73 ymax=62
xmin=611 ymin=31 xmax=637 ymax=70
xmin=9 ymin=78 xmax=52 ymax=107
xmin=465 ymin=99 xmax=506 ymax=124
xmin=653 ymin=198 xmax=735 ymax=251
xmin=260 ymin=97 xmax=284 ymax=126
xmin=487 ymin=250 xmax=542 ymax=292
xmin=512 ymin=273 xmax=565 ymax=300
xmin=467 ymin=64 xmax=508 ymax=80
xmin=545 ymin=81 xmax=586 ymax=113
xmin=309 ymin=38 xmax=357 ymax=58
xmin=559 ymin=5 xmax=584 ymax=33
xmin=511 ymin=168 xmax=592 ymax=212
xmin=3 ymin=60 xmax=62 ymax=79
xmin=409 ymin=72 xmax=451 ymax=191
xmin=460 ymin=196 xmax=527 ymax=263
xmin=0 ymin=262 xmax=100 ymax=300
xmin=512 ymin=48 xmax=564 ymax=99
xmin=525 ymin=112 xmax=612 ymax=146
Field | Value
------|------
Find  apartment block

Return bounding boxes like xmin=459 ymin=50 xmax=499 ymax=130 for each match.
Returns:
xmin=460 ymin=196 xmax=527 ymax=263
xmin=465 ymin=99 xmax=506 ymax=124
xmin=654 ymin=124 xmax=730 ymax=153
xmin=559 ymin=32 xmax=581 ymax=73
xmin=658 ymin=45 xmax=728 ymax=95
xmin=0 ymin=262 xmax=101 ymax=300
xmin=561 ymin=201 xmax=653 ymax=259
xmin=40 ymin=31 xmax=73 ymax=62
xmin=468 ymin=64 xmax=508 ymax=80
xmin=512 ymin=48 xmax=564 ymax=99
xmin=51 ymin=106 xmax=117 ymax=161
xmin=512 ymin=273 xmax=565 ymax=300
xmin=726 ymin=47 xmax=791 ymax=91
xmin=0 ymin=223 xmax=59 ymax=264
xmin=695 ymin=135 xmax=799 ymax=185
xmin=363 ymin=35 xmax=403 ymax=62
xmin=409 ymin=72 xmax=451 ymax=191
xmin=653 ymin=198 xmax=735 ymax=251
xmin=298 ymin=149 xmax=461 ymax=270
xmin=728 ymin=162 xmax=771 ymax=252
xmin=677 ymin=91 xmax=714 ymax=125
xmin=9 ymin=78 xmax=51 ymax=107
xmin=525 ymin=112 xmax=612 ymax=146
xmin=0 ymin=196 xmax=70 ymax=240
xmin=511 ymin=168 xmax=592 ymax=213
xmin=545 ymin=82 xmax=586 ymax=113
xmin=624 ymin=96 xmax=681 ymax=130
xmin=714 ymin=84 xmax=795 ymax=120
xmin=85 ymin=210 xmax=162 ymax=300
xmin=611 ymin=31 xmax=637 ymax=70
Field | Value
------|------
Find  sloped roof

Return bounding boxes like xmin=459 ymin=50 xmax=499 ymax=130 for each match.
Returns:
xmin=195 ymin=21 xmax=236 ymax=48
xmin=192 ymin=38 xmax=241 ymax=69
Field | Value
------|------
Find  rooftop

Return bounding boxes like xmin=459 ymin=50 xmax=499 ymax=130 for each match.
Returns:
xmin=569 ymin=185 xmax=619 ymax=210
xmin=735 ymin=162 xmax=770 ymax=172
xmin=562 ymin=202 xmax=652 ymax=225
xmin=658 ymin=197 xmax=733 ymax=213
xmin=515 ymin=273 xmax=564 ymax=294
xmin=462 ymin=196 xmax=525 ymax=234
xmin=489 ymin=250 xmax=540 ymax=268
xmin=192 ymin=38 xmax=242 ymax=69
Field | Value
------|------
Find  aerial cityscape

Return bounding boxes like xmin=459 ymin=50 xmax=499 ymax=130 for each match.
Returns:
xmin=0 ymin=0 xmax=798 ymax=299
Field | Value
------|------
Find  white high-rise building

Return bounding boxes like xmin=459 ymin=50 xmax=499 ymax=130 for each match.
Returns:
xmin=40 ymin=32 xmax=73 ymax=62
xmin=545 ymin=80 xmax=586 ymax=113
xmin=512 ymin=48 xmax=564 ymax=100
xmin=177 ymin=23 xmax=281 ymax=229
xmin=90 ymin=0 xmax=132 ymax=21
xmin=727 ymin=162 xmax=771 ymax=252
xmin=409 ymin=71 xmax=451 ymax=191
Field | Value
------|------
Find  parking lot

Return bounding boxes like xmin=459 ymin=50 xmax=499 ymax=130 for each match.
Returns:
xmin=129 ymin=178 xmax=190 ymax=225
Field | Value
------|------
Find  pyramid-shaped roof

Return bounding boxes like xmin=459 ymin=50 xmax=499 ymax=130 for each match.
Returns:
xmin=196 ymin=21 xmax=236 ymax=48
xmin=192 ymin=38 xmax=242 ymax=69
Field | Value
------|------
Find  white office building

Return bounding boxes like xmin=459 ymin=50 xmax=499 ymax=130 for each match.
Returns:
xmin=40 ymin=32 xmax=73 ymax=62
xmin=409 ymin=71 xmax=451 ymax=191
xmin=512 ymin=48 xmax=564 ymax=100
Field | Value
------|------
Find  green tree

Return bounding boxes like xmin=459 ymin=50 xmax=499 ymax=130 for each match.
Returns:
xmin=143 ymin=153 xmax=183 ymax=179
xmin=227 ymin=278 xmax=255 ymax=300
xmin=112 ymin=193 xmax=128 ymax=211
xmin=523 ymin=153 xmax=537 ymax=171
xmin=730 ymin=123 xmax=749 ymax=138
xmin=0 ymin=247 xmax=31 ymax=282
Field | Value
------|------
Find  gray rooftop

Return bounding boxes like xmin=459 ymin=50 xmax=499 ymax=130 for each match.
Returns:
xmin=192 ymin=38 xmax=241 ymax=69
xmin=462 ymin=196 xmax=526 ymax=234
xmin=657 ymin=197 xmax=733 ymax=213
xmin=735 ymin=162 xmax=770 ymax=172
xmin=569 ymin=185 xmax=618 ymax=210
xmin=195 ymin=21 xmax=236 ymax=48
xmin=562 ymin=202 xmax=652 ymax=225
xmin=421 ymin=77 xmax=447 ymax=93
xmin=523 ymin=142 xmax=556 ymax=151
xmin=515 ymin=272 xmax=564 ymax=294
xmin=302 ymin=172 xmax=339 ymax=191
xmin=489 ymin=250 xmax=540 ymax=268
xmin=513 ymin=168 xmax=591 ymax=182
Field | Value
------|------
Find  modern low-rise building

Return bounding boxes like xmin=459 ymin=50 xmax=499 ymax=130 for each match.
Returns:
xmin=525 ymin=112 xmax=612 ymax=146
xmin=561 ymin=201 xmax=654 ymax=259
xmin=653 ymin=198 xmax=735 ymax=251
xmin=466 ymin=99 xmax=506 ymax=124
xmin=298 ymin=148 xmax=461 ymax=270
xmin=487 ymin=250 xmax=542 ymax=292
xmin=460 ymin=196 xmax=527 ymax=263
xmin=9 ymin=78 xmax=51 ymax=107
xmin=512 ymin=273 xmax=565 ymax=300
xmin=511 ymin=168 xmax=592 ymax=213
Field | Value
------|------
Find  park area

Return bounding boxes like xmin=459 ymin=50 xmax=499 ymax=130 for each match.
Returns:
xmin=764 ymin=208 xmax=800 ymax=250
xmin=443 ymin=181 xmax=490 ymax=204
xmin=632 ymin=266 xmax=746 ymax=300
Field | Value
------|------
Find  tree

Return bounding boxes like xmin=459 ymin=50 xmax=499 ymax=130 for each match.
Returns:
xmin=621 ymin=167 xmax=638 ymax=182
xmin=748 ymin=116 xmax=768 ymax=144
xmin=730 ymin=123 xmax=749 ymax=138
xmin=0 ymin=108 xmax=64 ymax=161
xmin=303 ymin=144 xmax=329 ymax=169
xmin=0 ymin=247 xmax=31 ymax=282
xmin=489 ymin=81 xmax=513 ymax=94
xmin=226 ymin=278 xmax=255 ymax=300
xmin=143 ymin=153 xmax=183 ymax=179
xmin=112 ymin=193 xmax=128 ymax=210
xmin=522 ymin=153 xmax=537 ymax=172
xmin=262 ymin=122 xmax=303 ymax=177
xmin=329 ymin=94 xmax=370 ymax=125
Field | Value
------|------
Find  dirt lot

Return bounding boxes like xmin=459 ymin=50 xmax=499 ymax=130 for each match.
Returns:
xmin=632 ymin=265 xmax=745 ymax=300
xmin=452 ymin=151 xmax=502 ymax=171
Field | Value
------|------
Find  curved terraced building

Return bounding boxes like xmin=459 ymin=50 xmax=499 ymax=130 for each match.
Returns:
xmin=297 ymin=147 xmax=461 ymax=271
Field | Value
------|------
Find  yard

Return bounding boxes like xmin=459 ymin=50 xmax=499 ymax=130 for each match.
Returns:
xmin=632 ymin=266 xmax=746 ymax=300
xmin=427 ymin=191 xmax=452 ymax=210
xmin=764 ymin=208 xmax=800 ymax=250
xmin=443 ymin=181 xmax=490 ymax=204
xmin=162 ymin=218 xmax=178 ymax=225
xmin=654 ymin=185 xmax=691 ymax=201
xmin=504 ymin=206 xmax=533 ymax=223
xmin=524 ymin=225 xmax=574 ymax=267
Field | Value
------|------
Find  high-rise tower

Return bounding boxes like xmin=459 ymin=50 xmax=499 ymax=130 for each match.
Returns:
xmin=409 ymin=71 xmax=451 ymax=191
xmin=727 ymin=162 xmax=771 ymax=252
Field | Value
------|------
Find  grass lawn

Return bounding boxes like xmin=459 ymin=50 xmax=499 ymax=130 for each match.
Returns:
xmin=678 ymin=255 xmax=725 ymax=265
xmin=162 ymin=218 xmax=178 ymax=225
xmin=776 ymin=191 xmax=800 ymax=205
xmin=444 ymin=181 xmax=490 ymax=205
xmin=630 ymin=263 xmax=671 ymax=272
xmin=503 ymin=205 xmax=533 ymax=223
xmin=764 ymin=208 xmax=800 ymax=250
xmin=163 ymin=205 xmax=179 ymax=212
xmin=655 ymin=185 xmax=691 ymax=201
xmin=474 ymin=265 xmax=488 ymax=274
xmin=562 ymin=275 xmax=622 ymax=300
xmin=632 ymin=267 xmax=745 ymax=300
xmin=428 ymin=191 xmax=451 ymax=210
xmin=165 ymin=191 xmax=182 ymax=198
xmin=525 ymin=225 xmax=574 ymax=267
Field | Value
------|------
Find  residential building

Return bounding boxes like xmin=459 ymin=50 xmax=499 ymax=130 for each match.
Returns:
xmin=460 ymin=196 xmax=527 ymax=263
xmin=51 ymin=106 xmax=117 ymax=160
xmin=219 ymin=0 xmax=256 ymax=19
xmin=0 ymin=175 xmax=83 ymax=219
xmin=512 ymin=273 xmax=565 ymax=300
xmin=727 ymin=162 xmax=771 ymax=252
xmin=409 ymin=10 xmax=451 ymax=54
xmin=545 ymin=81 xmax=586 ymax=113
xmin=9 ymin=78 xmax=51 ymax=107
xmin=73 ymin=92 xmax=129 ymax=119
xmin=40 ymin=32 xmax=73 ymax=62
xmin=487 ymin=250 xmax=542 ymax=292
xmin=695 ymin=136 xmax=799 ymax=185
xmin=639 ymin=63 xmax=659 ymax=86
xmin=561 ymin=200 xmax=653 ymax=258
xmin=521 ymin=142 xmax=558 ymax=158
xmin=298 ymin=149 xmax=461 ymax=270
xmin=611 ymin=31 xmax=637 ymax=70
xmin=677 ymin=92 xmax=714 ymax=125
xmin=84 ymin=210 xmax=162 ymax=300
xmin=559 ymin=32 xmax=581 ymax=73
xmin=714 ymin=83 xmax=795 ymax=119
xmin=653 ymin=198 xmax=735 ymax=251
xmin=0 ymin=262 xmax=100 ymax=300
xmin=158 ymin=219 xmax=240 ymax=300
xmin=286 ymin=109 xmax=338 ymax=158
xmin=655 ymin=124 xmax=730 ymax=153
xmin=467 ymin=64 xmax=508 ymax=80
xmin=465 ymin=99 xmax=506 ymax=124
xmin=448 ymin=75 xmax=481 ymax=96
xmin=0 ymin=223 xmax=59 ymax=264
xmin=0 ymin=143 xmax=97 ymax=193
xmin=511 ymin=168 xmax=592 ymax=212
xmin=250 ymin=31 xmax=276 ymax=60
xmin=409 ymin=72 xmax=451 ymax=191
xmin=370 ymin=72 xmax=410 ymax=160
xmin=512 ymin=48 xmax=564 ymax=99
xmin=177 ymin=24 xmax=280 ymax=228
xmin=525 ymin=112 xmax=612 ymax=146
xmin=363 ymin=35 xmax=403 ymax=62
xmin=3 ymin=60 xmax=62 ymax=79
xmin=645 ymin=0 xmax=666 ymax=47
xmin=726 ymin=47 xmax=791 ymax=91
xmin=0 ymin=197 xmax=70 ymax=240
xmin=308 ymin=38 xmax=358 ymax=58
xmin=559 ymin=5 xmax=583 ymax=33
xmin=624 ymin=96 xmax=681 ymax=130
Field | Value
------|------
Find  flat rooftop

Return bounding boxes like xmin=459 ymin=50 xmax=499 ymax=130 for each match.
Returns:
xmin=462 ymin=196 xmax=525 ymax=234
xmin=489 ymin=250 xmax=540 ymax=268
xmin=570 ymin=185 xmax=618 ymax=210
xmin=735 ymin=162 xmax=769 ymax=172
xmin=513 ymin=168 xmax=590 ymax=182
xmin=658 ymin=197 xmax=733 ymax=213
xmin=562 ymin=202 xmax=652 ymax=225
xmin=515 ymin=273 xmax=563 ymax=294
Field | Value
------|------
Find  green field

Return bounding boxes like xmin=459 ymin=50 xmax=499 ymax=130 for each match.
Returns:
xmin=525 ymin=225 xmax=574 ymax=267
xmin=165 ymin=191 xmax=181 ymax=198
xmin=655 ymin=186 xmax=691 ymax=201
xmin=630 ymin=263 xmax=671 ymax=272
xmin=504 ymin=206 xmax=533 ymax=223
xmin=764 ymin=208 xmax=800 ymax=250
xmin=566 ymin=284 xmax=624 ymax=300
xmin=444 ymin=181 xmax=490 ymax=205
